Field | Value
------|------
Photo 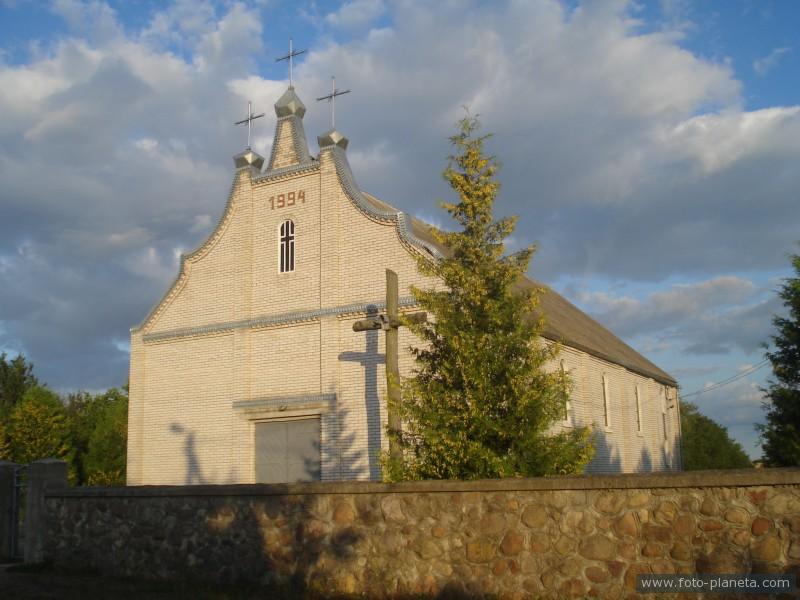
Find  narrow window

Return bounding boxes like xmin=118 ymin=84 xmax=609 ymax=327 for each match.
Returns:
xmin=560 ymin=360 xmax=571 ymax=422
xmin=661 ymin=387 xmax=668 ymax=441
xmin=635 ymin=385 xmax=642 ymax=433
xmin=280 ymin=220 xmax=295 ymax=273
xmin=602 ymin=374 xmax=610 ymax=428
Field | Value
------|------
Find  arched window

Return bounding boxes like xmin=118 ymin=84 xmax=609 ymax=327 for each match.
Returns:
xmin=280 ymin=220 xmax=295 ymax=273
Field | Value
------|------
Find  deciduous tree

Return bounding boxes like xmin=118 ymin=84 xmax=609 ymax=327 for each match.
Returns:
xmin=681 ymin=402 xmax=752 ymax=470
xmin=8 ymin=386 xmax=73 ymax=466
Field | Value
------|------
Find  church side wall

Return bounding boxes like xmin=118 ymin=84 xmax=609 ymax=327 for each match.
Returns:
xmin=556 ymin=345 xmax=680 ymax=474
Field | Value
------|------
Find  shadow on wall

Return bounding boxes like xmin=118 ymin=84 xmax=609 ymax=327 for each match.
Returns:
xmin=585 ymin=428 xmax=622 ymax=474
xmin=638 ymin=445 xmax=653 ymax=473
xmin=169 ymin=423 xmax=236 ymax=485
xmin=322 ymin=405 xmax=367 ymax=482
xmin=338 ymin=306 xmax=384 ymax=481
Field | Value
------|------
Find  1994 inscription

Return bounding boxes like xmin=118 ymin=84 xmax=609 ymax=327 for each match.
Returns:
xmin=269 ymin=190 xmax=305 ymax=210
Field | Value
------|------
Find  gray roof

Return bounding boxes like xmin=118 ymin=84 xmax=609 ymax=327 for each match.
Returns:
xmin=361 ymin=192 xmax=676 ymax=387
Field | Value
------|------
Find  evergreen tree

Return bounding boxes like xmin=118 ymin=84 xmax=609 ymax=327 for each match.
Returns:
xmin=0 ymin=352 xmax=38 ymax=419
xmin=388 ymin=116 xmax=593 ymax=480
xmin=680 ymin=402 xmax=752 ymax=470
xmin=759 ymin=251 xmax=800 ymax=466
xmin=8 ymin=386 xmax=73 ymax=466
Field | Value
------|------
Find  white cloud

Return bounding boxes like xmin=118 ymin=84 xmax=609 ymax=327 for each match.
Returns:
xmin=753 ymin=46 xmax=790 ymax=76
xmin=572 ymin=276 xmax=777 ymax=355
xmin=1 ymin=0 xmax=798 ymax=397
xmin=325 ymin=0 xmax=385 ymax=29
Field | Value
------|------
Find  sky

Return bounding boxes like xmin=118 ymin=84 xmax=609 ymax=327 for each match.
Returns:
xmin=1 ymin=0 xmax=798 ymax=459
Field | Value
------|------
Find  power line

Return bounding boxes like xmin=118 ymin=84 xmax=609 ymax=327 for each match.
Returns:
xmin=681 ymin=359 xmax=770 ymax=399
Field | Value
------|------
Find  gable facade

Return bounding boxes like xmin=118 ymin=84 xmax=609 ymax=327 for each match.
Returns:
xmin=127 ymin=87 xmax=680 ymax=485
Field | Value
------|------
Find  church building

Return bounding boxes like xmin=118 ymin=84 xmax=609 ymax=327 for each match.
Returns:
xmin=126 ymin=85 xmax=681 ymax=485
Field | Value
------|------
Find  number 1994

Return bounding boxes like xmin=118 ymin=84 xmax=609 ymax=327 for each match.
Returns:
xmin=269 ymin=190 xmax=305 ymax=210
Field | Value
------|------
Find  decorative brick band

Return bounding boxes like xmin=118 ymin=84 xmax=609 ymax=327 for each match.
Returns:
xmin=142 ymin=297 xmax=420 ymax=343
xmin=232 ymin=393 xmax=336 ymax=412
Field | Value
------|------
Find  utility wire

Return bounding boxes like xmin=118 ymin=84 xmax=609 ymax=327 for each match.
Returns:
xmin=681 ymin=359 xmax=770 ymax=399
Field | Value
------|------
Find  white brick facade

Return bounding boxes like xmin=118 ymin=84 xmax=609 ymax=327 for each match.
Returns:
xmin=127 ymin=88 xmax=680 ymax=485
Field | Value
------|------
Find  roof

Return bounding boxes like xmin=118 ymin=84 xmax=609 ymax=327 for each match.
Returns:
xmin=361 ymin=192 xmax=676 ymax=387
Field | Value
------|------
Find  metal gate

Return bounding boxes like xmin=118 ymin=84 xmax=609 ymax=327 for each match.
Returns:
xmin=9 ymin=465 xmax=26 ymax=560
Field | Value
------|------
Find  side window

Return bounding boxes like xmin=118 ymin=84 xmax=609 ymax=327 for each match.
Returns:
xmin=560 ymin=360 xmax=571 ymax=423
xmin=635 ymin=385 xmax=643 ymax=434
xmin=602 ymin=374 xmax=611 ymax=429
xmin=280 ymin=220 xmax=295 ymax=273
xmin=661 ymin=387 xmax=668 ymax=441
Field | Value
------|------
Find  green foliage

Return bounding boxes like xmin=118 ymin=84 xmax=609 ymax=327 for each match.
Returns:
xmin=0 ymin=420 xmax=10 ymax=460
xmin=0 ymin=352 xmax=38 ymax=419
xmin=387 ymin=116 xmax=593 ymax=481
xmin=64 ymin=388 xmax=128 ymax=485
xmin=84 ymin=388 xmax=128 ymax=485
xmin=759 ymin=251 xmax=800 ymax=466
xmin=8 ymin=386 xmax=73 ymax=465
xmin=680 ymin=401 xmax=752 ymax=470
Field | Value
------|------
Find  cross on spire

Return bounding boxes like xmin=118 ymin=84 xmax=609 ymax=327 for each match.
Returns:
xmin=234 ymin=101 xmax=265 ymax=149
xmin=316 ymin=76 xmax=350 ymax=129
xmin=275 ymin=38 xmax=306 ymax=88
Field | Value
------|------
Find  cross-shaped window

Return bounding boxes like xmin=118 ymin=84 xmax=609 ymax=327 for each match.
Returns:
xmin=280 ymin=220 xmax=295 ymax=273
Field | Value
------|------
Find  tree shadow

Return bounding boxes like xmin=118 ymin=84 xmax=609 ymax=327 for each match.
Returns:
xmin=338 ymin=305 xmax=384 ymax=481
xmin=638 ymin=445 xmax=653 ymax=473
xmin=585 ymin=427 xmax=622 ymax=474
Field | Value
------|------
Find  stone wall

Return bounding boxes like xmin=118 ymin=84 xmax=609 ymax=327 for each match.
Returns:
xmin=44 ymin=469 xmax=800 ymax=598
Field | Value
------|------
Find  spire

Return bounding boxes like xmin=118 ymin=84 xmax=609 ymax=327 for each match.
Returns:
xmin=265 ymin=87 xmax=312 ymax=172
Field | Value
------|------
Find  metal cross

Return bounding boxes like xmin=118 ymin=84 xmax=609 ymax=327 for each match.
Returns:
xmin=353 ymin=269 xmax=426 ymax=466
xmin=316 ymin=76 xmax=350 ymax=129
xmin=234 ymin=101 xmax=265 ymax=149
xmin=275 ymin=38 xmax=306 ymax=88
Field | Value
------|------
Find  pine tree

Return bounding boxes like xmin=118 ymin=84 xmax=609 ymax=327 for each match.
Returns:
xmin=759 ymin=251 xmax=800 ymax=466
xmin=0 ymin=352 xmax=38 ymax=419
xmin=387 ymin=116 xmax=593 ymax=480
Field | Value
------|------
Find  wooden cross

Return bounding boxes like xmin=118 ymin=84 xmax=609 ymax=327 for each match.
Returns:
xmin=353 ymin=269 xmax=426 ymax=465
xmin=316 ymin=76 xmax=350 ymax=129
xmin=275 ymin=38 xmax=306 ymax=88
xmin=234 ymin=101 xmax=265 ymax=149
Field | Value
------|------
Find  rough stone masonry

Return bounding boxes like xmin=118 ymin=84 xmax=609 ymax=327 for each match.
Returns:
xmin=44 ymin=468 xmax=800 ymax=598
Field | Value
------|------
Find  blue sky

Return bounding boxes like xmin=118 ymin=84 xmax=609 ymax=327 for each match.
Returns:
xmin=1 ymin=0 xmax=798 ymax=459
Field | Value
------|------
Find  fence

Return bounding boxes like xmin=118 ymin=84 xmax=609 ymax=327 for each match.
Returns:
xmin=2 ymin=462 xmax=800 ymax=597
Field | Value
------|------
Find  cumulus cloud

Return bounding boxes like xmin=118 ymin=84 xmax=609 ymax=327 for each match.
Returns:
xmin=1 ymin=0 xmax=798 ymax=395
xmin=571 ymin=276 xmax=779 ymax=355
xmin=325 ymin=0 xmax=385 ymax=29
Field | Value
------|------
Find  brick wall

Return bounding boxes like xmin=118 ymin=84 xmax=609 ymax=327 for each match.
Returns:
xmin=126 ymin=104 xmax=680 ymax=485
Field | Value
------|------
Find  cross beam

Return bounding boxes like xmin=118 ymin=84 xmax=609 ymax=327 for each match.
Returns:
xmin=275 ymin=38 xmax=306 ymax=88
xmin=353 ymin=269 xmax=426 ymax=466
xmin=316 ymin=76 xmax=350 ymax=129
xmin=234 ymin=101 xmax=265 ymax=149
